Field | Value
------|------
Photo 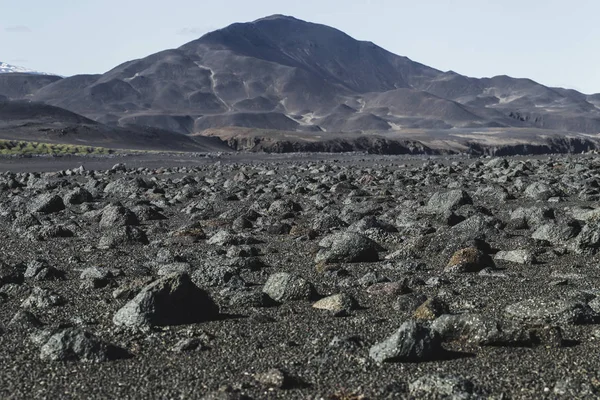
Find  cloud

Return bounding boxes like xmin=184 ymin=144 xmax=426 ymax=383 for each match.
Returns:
xmin=5 ymin=25 xmax=32 ymax=33
xmin=177 ymin=27 xmax=212 ymax=36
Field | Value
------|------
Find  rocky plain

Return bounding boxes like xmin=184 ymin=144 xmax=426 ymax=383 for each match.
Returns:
xmin=2 ymin=152 xmax=600 ymax=399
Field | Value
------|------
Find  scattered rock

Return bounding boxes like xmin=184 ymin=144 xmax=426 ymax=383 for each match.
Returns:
xmin=113 ymin=273 xmax=219 ymax=328
xmin=40 ymin=328 xmax=127 ymax=362
xmin=369 ymin=320 xmax=445 ymax=363
xmin=262 ymin=272 xmax=315 ymax=302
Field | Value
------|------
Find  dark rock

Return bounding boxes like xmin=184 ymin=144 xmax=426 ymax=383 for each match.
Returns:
xmin=369 ymin=320 xmax=445 ymax=363
xmin=29 ymin=193 xmax=65 ymax=214
xmin=99 ymin=204 xmax=139 ymax=229
xmin=315 ymin=231 xmax=381 ymax=264
xmin=40 ymin=328 xmax=127 ymax=362
xmin=113 ymin=273 xmax=219 ymax=328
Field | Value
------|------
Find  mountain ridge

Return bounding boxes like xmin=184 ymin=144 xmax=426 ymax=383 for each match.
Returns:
xmin=1 ymin=14 xmax=599 ymax=154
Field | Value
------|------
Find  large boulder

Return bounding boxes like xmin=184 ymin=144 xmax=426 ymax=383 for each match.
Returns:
xmin=113 ymin=273 xmax=219 ymax=328
xmin=315 ymin=232 xmax=381 ymax=264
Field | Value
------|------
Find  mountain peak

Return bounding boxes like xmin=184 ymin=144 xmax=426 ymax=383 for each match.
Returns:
xmin=252 ymin=14 xmax=300 ymax=23
xmin=0 ymin=61 xmax=57 ymax=76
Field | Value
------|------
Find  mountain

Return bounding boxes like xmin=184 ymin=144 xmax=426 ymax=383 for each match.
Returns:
xmin=0 ymin=62 xmax=57 ymax=76
xmin=1 ymin=15 xmax=600 ymax=154
xmin=0 ymin=99 xmax=229 ymax=152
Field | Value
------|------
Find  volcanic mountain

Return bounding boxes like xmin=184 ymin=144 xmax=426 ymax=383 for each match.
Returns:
xmin=2 ymin=15 xmax=600 ymax=153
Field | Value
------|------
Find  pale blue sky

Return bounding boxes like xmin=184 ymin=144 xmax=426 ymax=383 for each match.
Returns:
xmin=1 ymin=0 xmax=599 ymax=93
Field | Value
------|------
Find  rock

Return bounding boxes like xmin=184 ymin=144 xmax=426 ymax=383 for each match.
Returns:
xmin=268 ymin=199 xmax=301 ymax=216
xmin=315 ymin=231 xmax=381 ymax=264
xmin=171 ymin=338 xmax=204 ymax=352
xmin=446 ymin=247 xmax=494 ymax=273
xmin=21 ymin=287 xmax=64 ymax=309
xmin=312 ymin=293 xmax=356 ymax=316
xmin=571 ymin=221 xmax=600 ymax=253
xmin=369 ymin=320 xmax=444 ymax=363
xmin=424 ymin=190 xmax=472 ymax=214
xmin=505 ymin=297 xmax=599 ymax=325
xmin=40 ymin=328 xmax=126 ymax=362
xmin=28 ymin=193 xmax=65 ymax=214
xmin=494 ymin=249 xmax=536 ymax=264
xmin=414 ymin=297 xmax=449 ymax=320
xmin=524 ymin=182 xmax=558 ymax=201
xmin=207 ymin=230 xmax=238 ymax=246
xmin=509 ymin=206 xmax=554 ymax=229
xmin=262 ymin=272 xmax=315 ymax=302
xmin=24 ymin=260 xmax=63 ymax=280
xmin=254 ymin=368 xmax=291 ymax=389
xmin=531 ymin=223 xmax=579 ymax=245
xmin=409 ymin=374 xmax=477 ymax=399
xmin=99 ymin=204 xmax=139 ymax=229
xmin=64 ymin=187 xmax=93 ymax=205
xmin=80 ymin=266 xmax=113 ymax=288
xmin=113 ymin=273 xmax=219 ymax=328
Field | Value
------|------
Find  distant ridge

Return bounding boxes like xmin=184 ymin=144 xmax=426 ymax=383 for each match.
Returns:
xmin=0 ymin=61 xmax=58 ymax=76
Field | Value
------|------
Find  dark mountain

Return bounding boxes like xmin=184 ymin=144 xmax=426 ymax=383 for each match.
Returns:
xmin=1 ymin=14 xmax=600 ymax=151
xmin=0 ymin=73 xmax=62 ymax=100
xmin=0 ymin=99 xmax=229 ymax=152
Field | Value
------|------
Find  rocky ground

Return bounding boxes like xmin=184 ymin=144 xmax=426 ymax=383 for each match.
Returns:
xmin=2 ymin=154 xmax=600 ymax=399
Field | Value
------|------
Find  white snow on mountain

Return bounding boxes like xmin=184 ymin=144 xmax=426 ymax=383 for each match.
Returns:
xmin=0 ymin=61 xmax=54 ymax=75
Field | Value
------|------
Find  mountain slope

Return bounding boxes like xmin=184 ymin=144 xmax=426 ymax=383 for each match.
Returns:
xmin=0 ymin=15 xmax=599 ymax=142
xmin=0 ymin=99 xmax=229 ymax=152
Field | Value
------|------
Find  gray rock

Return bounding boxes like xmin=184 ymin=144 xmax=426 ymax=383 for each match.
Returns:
xmin=524 ymin=182 xmax=558 ymax=201
xmin=571 ymin=221 xmax=600 ymax=253
xmin=509 ymin=206 xmax=554 ymax=229
xmin=315 ymin=231 xmax=381 ymax=264
xmin=64 ymin=187 xmax=93 ymax=205
xmin=40 ymin=328 xmax=126 ymax=362
xmin=312 ymin=293 xmax=356 ymax=316
xmin=28 ymin=193 xmax=65 ymax=214
xmin=369 ymin=320 xmax=444 ymax=363
xmin=24 ymin=260 xmax=63 ymax=280
xmin=263 ymin=272 xmax=315 ymax=302
xmin=171 ymin=338 xmax=204 ymax=352
xmin=99 ymin=204 xmax=139 ymax=230
xmin=424 ymin=190 xmax=472 ymax=214
xmin=409 ymin=374 xmax=477 ymax=399
xmin=531 ymin=223 xmax=579 ymax=245
xmin=494 ymin=249 xmax=536 ymax=264
xmin=113 ymin=273 xmax=219 ymax=328
xmin=21 ymin=287 xmax=64 ymax=309
xmin=157 ymin=262 xmax=192 ymax=277
xmin=505 ymin=297 xmax=599 ymax=325
xmin=254 ymin=368 xmax=291 ymax=389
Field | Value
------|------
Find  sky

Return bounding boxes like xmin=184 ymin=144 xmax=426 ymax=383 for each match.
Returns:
xmin=1 ymin=0 xmax=599 ymax=93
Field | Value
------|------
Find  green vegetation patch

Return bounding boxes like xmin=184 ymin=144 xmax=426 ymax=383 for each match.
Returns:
xmin=0 ymin=140 xmax=114 ymax=155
